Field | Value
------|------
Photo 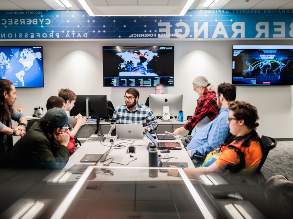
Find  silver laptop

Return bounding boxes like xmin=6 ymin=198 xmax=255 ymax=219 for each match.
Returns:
xmin=116 ymin=124 xmax=143 ymax=139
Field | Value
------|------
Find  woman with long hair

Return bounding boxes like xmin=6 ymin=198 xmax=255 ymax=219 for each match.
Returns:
xmin=0 ymin=79 xmax=27 ymax=163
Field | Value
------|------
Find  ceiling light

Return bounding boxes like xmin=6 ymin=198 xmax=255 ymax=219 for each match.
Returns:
xmin=180 ymin=0 xmax=196 ymax=16
xmin=60 ymin=0 xmax=72 ymax=8
xmin=210 ymin=0 xmax=220 ymax=7
xmin=202 ymin=0 xmax=214 ymax=7
xmin=78 ymin=0 xmax=94 ymax=16
xmin=55 ymin=0 xmax=65 ymax=7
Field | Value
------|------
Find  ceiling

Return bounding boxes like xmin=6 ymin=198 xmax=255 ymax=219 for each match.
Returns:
xmin=0 ymin=0 xmax=293 ymax=14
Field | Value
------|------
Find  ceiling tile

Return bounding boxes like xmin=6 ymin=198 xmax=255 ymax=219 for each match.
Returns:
xmin=10 ymin=0 xmax=52 ymax=10
xmin=223 ymin=0 xmax=262 ymax=9
xmin=0 ymin=0 xmax=23 ymax=10
xmin=168 ymin=0 xmax=184 ymax=6
xmin=106 ymin=0 xmax=137 ymax=6
xmin=252 ymin=0 xmax=292 ymax=9
xmin=279 ymin=1 xmax=293 ymax=9
xmin=138 ymin=0 xmax=169 ymax=6
xmin=91 ymin=0 xmax=108 ymax=6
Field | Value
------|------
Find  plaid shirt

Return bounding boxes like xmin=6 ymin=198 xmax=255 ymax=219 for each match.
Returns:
xmin=184 ymin=89 xmax=219 ymax=131
xmin=112 ymin=103 xmax=158 ymax=132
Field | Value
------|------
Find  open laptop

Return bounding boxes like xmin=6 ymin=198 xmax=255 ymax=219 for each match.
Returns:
xmin=116 ymin=124 xmax=144 ymax=139
xmin=145 ymin=131 xmax=182 ymax=150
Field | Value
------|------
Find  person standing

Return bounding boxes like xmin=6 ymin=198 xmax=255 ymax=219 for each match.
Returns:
xmin=0 ymin=79 xmax=27 ymax=164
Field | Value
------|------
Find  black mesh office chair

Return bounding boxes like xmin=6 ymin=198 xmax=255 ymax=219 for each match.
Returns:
xmin=255 ymin=135 xmax=277 ymax=172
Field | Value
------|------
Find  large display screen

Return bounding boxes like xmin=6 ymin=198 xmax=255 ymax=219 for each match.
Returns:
xmin=103 ymin=46 xmax=174 ymax=87
xmin=232 ymin=45 xmax=293 ymax=86
xmin=0 ymin=46 xmax=44 ymax=87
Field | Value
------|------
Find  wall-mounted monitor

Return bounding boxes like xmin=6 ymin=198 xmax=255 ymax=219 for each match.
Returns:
xmin=232 ymin=45 xmax=293 ymax=86
xmin=0 ymin=46 xmax=44 ymax=88
xmin=103 ymin=46 xmax=174 ymax=87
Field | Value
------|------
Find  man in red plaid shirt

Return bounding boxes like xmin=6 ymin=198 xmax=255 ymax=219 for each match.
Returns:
xmin=173 ymin=76 xmax=219 ymax=136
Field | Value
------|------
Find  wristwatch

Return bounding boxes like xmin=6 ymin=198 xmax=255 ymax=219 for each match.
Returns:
xmin=18 ymin=123 xmax=27 ymax=131
xmin=12 ymin=128 xmax=17 ymax=136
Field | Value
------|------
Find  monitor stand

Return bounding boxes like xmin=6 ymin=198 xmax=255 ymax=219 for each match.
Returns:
xmin=161 ymin=119 xmax=171 ymax=122
xmin=162 ymin=106 xmax=170 ymax=121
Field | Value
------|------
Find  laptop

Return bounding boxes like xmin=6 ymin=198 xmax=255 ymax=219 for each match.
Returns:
xmin=145 ymin=131 xmax=182 ymax=150
xmin=80 ymin=154 xmax=103 ymax=162
xmin=116 ymin=124 xmax=144 ymax=139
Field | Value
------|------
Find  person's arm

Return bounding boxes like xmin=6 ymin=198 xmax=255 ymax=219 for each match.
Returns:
xmin=145 ymin=110 xmax=157 ymax=132
xmin=168 ymin=162 xmax=223 ymax=178
xmin=68 ymin=117 xmax=86 ymax=137
xmin=188 ymin=117 xmax=230 ymax=156
xmin=184 ymin=96 xmax=218 ymax=132
xmin=0 ymin=123 xmax=21 ymax=136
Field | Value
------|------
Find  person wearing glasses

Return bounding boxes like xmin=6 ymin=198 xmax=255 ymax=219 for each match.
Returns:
xmin=7 ymin=108 xmax=76 ymax=169
xmin=185 ymin=83 xmax=237 ymax=166
xmin=112 ymin=88 xmax=157 ymax=133
xmin=145 ymin=83 xmax=164 ymax=107
xmin=173 ymin=76 xmax=219 ymax=136
xmin=168 ymin=101 xmax=263 ymax=177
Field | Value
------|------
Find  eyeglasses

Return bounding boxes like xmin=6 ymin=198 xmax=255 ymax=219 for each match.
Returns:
xmin=124 ymin=96 xmax=135 ymax=100
xmin=155 ymin=89 xmax=163 ymax=92
xmin=228 ymin=117 xmax=237 ymax=122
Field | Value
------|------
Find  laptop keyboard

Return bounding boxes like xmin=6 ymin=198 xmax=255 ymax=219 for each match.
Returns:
xmin=66 ymin=164 xmax=91 ymax=174
xmin=92 ymin=136 xmax=106 ymax=141
xmin=157 ymin=135 xmax=176 ymax=140
xmin=161 ymin=162 xmax=188 ymax=168
xmin=81 ymin=154 xmax=103 ymax=162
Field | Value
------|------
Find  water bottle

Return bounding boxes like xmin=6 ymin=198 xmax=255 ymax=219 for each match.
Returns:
xmin=149 ymin=143 xmax=158 ymax=178
xmin=178 ymin=110 xmax=183 ymax=122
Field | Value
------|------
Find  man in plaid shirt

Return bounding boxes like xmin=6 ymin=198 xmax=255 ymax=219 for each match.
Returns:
xmin=112 ymin=88 xmax=157 ymax=133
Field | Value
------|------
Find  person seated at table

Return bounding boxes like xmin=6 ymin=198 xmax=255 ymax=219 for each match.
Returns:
xmin=168 ymin=101 xmax=263 ymax=178
xmin=145 ymin=83 xmax=164 ymax=107
xmin=173 ymin=76 xmax=218 ymax=136
xmin=46 ymin=96 xmax=85 ymax=155
xmin=7 ymin=108 xmax=76 ymax=169
xmin=186 ymin=83 xmax=236 ymax=159
xmin=0 ymin=79 xmax=27 ymax=166
xmin=112 ymin=88 xmax=157 ymax=133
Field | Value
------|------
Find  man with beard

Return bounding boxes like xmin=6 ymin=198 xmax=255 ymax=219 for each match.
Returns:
xmin=112 ymin=88 xmax=157 ymax=133
xmin=185 ymin=83 xmax=236 ymax=163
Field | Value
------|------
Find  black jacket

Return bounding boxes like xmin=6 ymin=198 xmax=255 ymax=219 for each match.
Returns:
xmin=7 ymin=122 xmax=70 ymax=169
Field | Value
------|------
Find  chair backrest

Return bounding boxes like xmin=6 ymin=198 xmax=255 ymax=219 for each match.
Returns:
xmin=256 ymin=135 xmax=277 ymax=172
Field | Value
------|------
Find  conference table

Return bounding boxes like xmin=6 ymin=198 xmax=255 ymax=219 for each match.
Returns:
xmin=1 ymin=133 xmax=271 ymax=219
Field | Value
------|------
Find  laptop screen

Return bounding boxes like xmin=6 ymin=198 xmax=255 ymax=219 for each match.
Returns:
xmin=145 ymin=131 xmax=158 ymax=147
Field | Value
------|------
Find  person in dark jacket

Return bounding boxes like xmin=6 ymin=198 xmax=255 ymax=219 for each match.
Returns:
xmin=7 ymin=108 xmax=76 ymax=169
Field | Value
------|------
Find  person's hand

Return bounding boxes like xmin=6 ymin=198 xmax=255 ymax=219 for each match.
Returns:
xmin=187 ymin=150 xmax=192 ymax=158
xmin=173 ymin=127 xmax=183 ymax=136
xmin=168 ymin=166 xmax=179 ymax=177
xmin=54 ymin=132 xmax=70 ymax=146
xmin=12 ymin=127 xmax=22 ymax=136
xmin=17 ymin=125 xmax=26 ymax=137
xmin=143 ymin=127 xmax=148 ymax=133
xmin=76 ymin=117 xmax=86 ymax=127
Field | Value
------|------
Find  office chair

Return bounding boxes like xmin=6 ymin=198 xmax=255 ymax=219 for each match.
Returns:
xmin=255 ymin=135 xmax=277 ymax=172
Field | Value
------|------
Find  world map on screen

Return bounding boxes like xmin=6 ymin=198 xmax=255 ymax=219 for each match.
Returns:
xmin=0 ymin=47 xmax=43 ymax=87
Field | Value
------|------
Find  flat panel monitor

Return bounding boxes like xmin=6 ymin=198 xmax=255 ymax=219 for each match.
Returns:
xmin=232 ymin=45 xmax=293 ymax=85
xmin=0 ymin=46 xmax=44 ymax=87
xmin=149 ymin=94 xmax=183 ymax=117
xmin=103 ymin=46 xmax=174 ymax=87
xmin=70 ymin=95 xmax=107 ymax=118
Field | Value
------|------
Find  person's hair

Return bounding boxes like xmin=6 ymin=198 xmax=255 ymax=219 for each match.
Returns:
xmin=0 ymin=79 xmax=13 ymax=122
xmin=228 ymin=101 xmax=259 ymax=129
xmin=217 ymin=82 xmax=237 ymax=102
xmin=192 ymin=76 xmax=213 ymax=89
xmin=125 ymin=88 xmax=140 ymax=99
xmin=46 ymin=96 xmax=65 ymax=110
xmin=58 ymin=88 xmax=77 ymax=103
xmin=155 ymin=84 xmax=164 ymax=89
